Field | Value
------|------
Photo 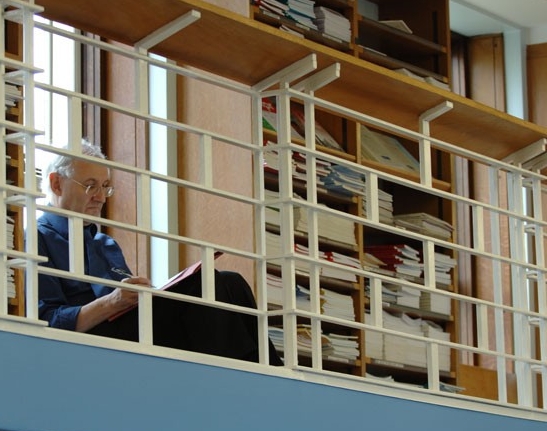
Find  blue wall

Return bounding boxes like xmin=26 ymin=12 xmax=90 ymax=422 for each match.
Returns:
xmin=1 ymin=331 xmax=545 ymax=431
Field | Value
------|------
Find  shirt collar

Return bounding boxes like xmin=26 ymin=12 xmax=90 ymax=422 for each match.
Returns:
xmin=41 ymin=211 xmax=98 ymax=238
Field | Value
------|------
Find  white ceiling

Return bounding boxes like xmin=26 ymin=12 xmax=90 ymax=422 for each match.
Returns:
xmin=450 ymin=0 xmax=547 ymax=38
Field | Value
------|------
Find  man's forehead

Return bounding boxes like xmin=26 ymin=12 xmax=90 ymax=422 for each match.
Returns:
xmin=72 ymin=159 xmax=110 ymax=177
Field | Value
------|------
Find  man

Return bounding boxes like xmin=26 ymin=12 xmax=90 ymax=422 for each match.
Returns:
xmin=37 ymin=140 xmax=282 ymax=365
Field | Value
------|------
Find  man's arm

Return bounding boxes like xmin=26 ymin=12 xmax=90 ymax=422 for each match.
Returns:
xmin=75 ymin=277 xmax=150 ymax=332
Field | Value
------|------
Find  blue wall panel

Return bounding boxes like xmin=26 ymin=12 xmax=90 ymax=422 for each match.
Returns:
xmin=0 ymin=331 xmax=545 ymax=431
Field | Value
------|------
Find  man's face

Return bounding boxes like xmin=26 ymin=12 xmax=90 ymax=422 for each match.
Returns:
xmin=54 ymin=159 xmax=111 ymax=218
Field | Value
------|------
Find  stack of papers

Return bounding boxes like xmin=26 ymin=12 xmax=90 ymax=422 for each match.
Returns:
xmin=268 ymin=325 xmax=334 ymax=357
xmin=420 ymin=290 xmax=451 ymax=315
xmin=265 ymin=189 xmax=357 ymax=247
xmin=394 ymin=212 xmax=453 ymax=241
xmin=326 ymin=332 xmax=359 ymax=362
xmin=383 ymin=282 xmax=421 ymax=309
xmin=434 ymin=252 xmax=457 ymax=287
xmin=383 ymin=311 xmax=426 ymax=368
xmin=365 ymin=310 xmax=452 ymax=371
xmin=266 ymin=231 xmax=360 ymax=283
xmin=267 ymin=273 xmax=355 ymax=322
xmin=266 ymin=272 xmax=311 ymax=310
xmin=314 ymin=6 xmax=351 ymax=42
xmin=362 ymin=187 xmax=394 ymax=225
xmin=6 ymin=215 xmax=14 ymax=250
xmin=269 ymin=325 xmax=359 ymax=363
xmin=364 ymin=312 xmax=383 ymax=359
xmin=422 ymin=320 xmax=451 ymax=371
xmin=323 ymin=164 xmax=366 ymax=197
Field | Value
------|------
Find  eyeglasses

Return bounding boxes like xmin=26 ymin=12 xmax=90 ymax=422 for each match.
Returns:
xmin=70 ymin=178 xmax=115 ymax=197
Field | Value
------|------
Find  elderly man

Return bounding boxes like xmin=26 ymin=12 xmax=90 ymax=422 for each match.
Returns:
xmin=37 ymin=140 xmax=282 ymax=365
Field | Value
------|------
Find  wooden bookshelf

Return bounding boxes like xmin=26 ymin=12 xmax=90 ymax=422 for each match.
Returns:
xmin=4 ymin=12 xmax=25 ymax=317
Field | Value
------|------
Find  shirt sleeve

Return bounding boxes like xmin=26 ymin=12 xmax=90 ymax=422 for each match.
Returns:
xmin=37 ymin=230 xmax=86 ymax=330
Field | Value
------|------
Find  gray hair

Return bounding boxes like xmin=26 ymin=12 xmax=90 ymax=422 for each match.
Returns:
xmin=42 ymin=140 xmax=107 ymax=198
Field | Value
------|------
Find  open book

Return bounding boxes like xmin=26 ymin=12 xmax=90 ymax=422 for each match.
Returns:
xmin=108 ymin=251 xmax=223 ymax=321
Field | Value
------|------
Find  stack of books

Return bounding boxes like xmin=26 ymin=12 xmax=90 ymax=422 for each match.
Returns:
xmin=313 ymin=6 xmax=351 ymax=42
xmin=394 ymin=212 xmax=453 ymax=241
xmin=264 ymin=189 xmax=357 ymax=247
xmin=364 ymin=243 xmax=423 ymax=279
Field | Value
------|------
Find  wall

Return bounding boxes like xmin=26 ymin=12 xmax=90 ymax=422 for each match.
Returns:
xmin=1 ymin=330 xmax=546 ymax=431
xmin=176 ymin=0 xmax=255 ymax=283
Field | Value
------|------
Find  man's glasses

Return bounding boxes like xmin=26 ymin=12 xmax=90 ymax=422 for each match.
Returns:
xmin=70 ymin=178 xmax=115 ymax=197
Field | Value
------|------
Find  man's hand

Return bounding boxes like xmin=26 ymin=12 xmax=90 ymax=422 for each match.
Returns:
xmin=75 ymin=276 xmax=152 ymax=332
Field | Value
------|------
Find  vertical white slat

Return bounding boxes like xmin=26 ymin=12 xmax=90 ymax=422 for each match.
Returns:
xmin=427 ymin=342 xmax=440 ymax=391
xmin=304 ymin=98 xmax=323 ymax=370
xmin=138 ymin=289 xmax=153 ymax=345
xmin=200 ymin=246 xmax=216 ymax=302
xmin=68 ymin=216 xmax=85 ymax=275
xmin=507 ymin=170 xmax=533 ymax=407
xmin=365 ymin=172 xmax=379 ymax=223
xmin=488 ymin=165 xmax=508 ymax=404
xmin=22 ymin=1 xmax=40 ymax=322
xmin=422 ymin=239 xmax=436 ymax=289
xmin=277 ymin=89 xmax=298 ymax=368
xmin=251 ymin=92 xmax=270 ymax=365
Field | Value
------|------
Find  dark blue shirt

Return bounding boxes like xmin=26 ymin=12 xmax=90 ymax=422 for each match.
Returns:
xmin=37 ymin=212 xmax=132 ymax=330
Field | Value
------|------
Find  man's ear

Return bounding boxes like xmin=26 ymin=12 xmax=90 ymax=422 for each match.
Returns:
xmin=49 ymin=172 xmax=63 ymax=196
